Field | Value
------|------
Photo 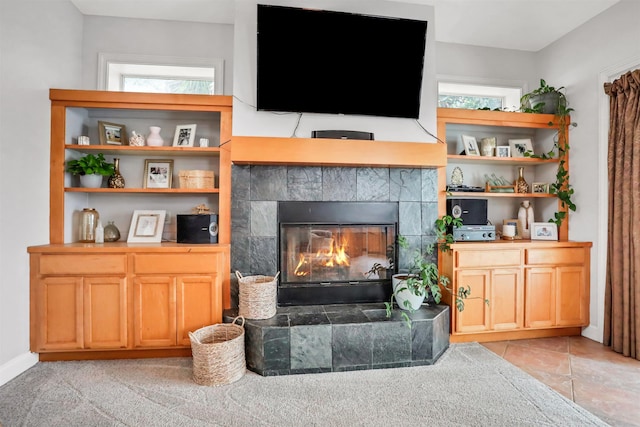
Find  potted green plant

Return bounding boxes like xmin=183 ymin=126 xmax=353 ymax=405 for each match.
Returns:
xmin=521 ymin=80 xmax=578 ymax=229
xmin=66 ymin=153 xmax=115 ymax=188
xmin=520 ymin=79 xmax=568 ymax=115
xmin=385 ymin=215 xmax=484 ymax=325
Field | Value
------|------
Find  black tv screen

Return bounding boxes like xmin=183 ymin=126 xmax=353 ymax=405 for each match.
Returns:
xmin=256 ymin=5 xmax=428 ymax=119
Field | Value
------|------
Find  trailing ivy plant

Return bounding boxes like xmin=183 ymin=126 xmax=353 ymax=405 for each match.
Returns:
xmin=385 ymin=215 xmax=488 ymax=326
xmin=523 ymin=98 xmax=577 ymax=227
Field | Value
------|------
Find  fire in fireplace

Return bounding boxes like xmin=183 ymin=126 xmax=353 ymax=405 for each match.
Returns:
xmin=278 ymin=201 xmax=398 ymax=306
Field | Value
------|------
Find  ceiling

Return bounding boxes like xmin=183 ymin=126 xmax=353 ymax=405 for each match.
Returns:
xmin=70 ymin=0 xmax=620 ymax=52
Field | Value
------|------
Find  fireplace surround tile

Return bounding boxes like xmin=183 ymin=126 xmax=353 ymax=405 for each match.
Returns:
xmin=287 ymin=166 xmax=323 ymax=201
xmin=356 ymin=168 xmax=390 ymax=201
xmin=322 ymin=167 xmax=357 ymax=201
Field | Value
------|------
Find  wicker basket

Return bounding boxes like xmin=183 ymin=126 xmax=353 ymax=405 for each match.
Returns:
xmin=236 ymin=271 xmax=279 ymax=320
xmin=188 ymin=316 xmax=246 ymax=386
xmin=179 ymin=170 xmax=215 ymax=189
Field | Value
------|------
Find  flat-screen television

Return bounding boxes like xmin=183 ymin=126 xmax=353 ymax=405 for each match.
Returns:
xmin=256 ymin=5 xmax=428 ymax=119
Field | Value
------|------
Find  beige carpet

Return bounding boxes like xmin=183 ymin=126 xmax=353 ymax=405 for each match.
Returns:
xmin=0 ymin=343 xmax=608 ymax=426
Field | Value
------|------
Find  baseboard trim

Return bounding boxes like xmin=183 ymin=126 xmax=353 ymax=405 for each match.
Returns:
xmin=0 ymin=351 xmax=39 ymax=387
xmin=581 ymin=325 xmax=602 ymax=343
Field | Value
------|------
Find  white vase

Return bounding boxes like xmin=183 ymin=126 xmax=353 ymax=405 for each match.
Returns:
xmin=392 ymin=274 xmax=426 ymax=311
xmin=79 ymin=173 xmax=103 ymax=188
xmin=146 ymin=126 xmax=164 ymax=146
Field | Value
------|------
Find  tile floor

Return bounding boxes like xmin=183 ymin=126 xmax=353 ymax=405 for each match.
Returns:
xmin=482 ymin=336 xmax=640 ymax=427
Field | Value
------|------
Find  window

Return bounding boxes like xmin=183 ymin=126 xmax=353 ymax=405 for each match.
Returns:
xmin=98 ymin=53 xmax=224 ymax=95
xmin=438 ymin=81 xmax=522 ymax=111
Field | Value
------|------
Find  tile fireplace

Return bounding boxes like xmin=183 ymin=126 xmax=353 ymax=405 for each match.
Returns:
xmin=229 ymin=164 xmax=448 ymax=375
xmin=278 ymin=201 xmax=398 ymax=306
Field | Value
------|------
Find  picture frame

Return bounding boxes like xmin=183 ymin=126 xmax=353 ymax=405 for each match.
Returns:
xmin=173 ymin=124 xmax=197 ymax=147
xmin=531 ymin=222 xmax=558 ymax=241
xmin=532 ymin=182 xmax=549 ymax=193
xmin=98 ymin=121 xmax=127 ymax=145
xmin=495 ymin=146 xmax=511 ymax=158
xmin=127 ymin=210 xmax=166 ymax=243
xmin=143 ymin=159 xmax=173 ymax=189
xmin=503 ymin=218 xmax=521 ymax=239
xmin=508 ymin=138 xmax=534 ymax=158
xmin=461 ymin=135 xmax=480 ymax=156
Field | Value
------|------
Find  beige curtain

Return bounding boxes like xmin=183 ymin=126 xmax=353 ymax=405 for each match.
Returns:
xmin=603 ymin=69 xmax=640 ymax=359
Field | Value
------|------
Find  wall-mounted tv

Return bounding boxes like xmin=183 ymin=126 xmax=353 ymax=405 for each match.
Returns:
xmin=256 ymin=5 xmax=428 ymax=119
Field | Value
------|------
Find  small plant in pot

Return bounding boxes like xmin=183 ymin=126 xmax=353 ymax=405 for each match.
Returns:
xmin=520 ymin=79 xmax=567 ymax=115
xmin=66 ymin=153 xmax=115 ymax=188
xmin=385 ymin=215 xmax=484 ymax=326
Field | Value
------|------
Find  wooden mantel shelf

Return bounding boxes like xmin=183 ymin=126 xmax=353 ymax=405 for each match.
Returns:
xmin=231 ymin=136 xmax=447 ymax=168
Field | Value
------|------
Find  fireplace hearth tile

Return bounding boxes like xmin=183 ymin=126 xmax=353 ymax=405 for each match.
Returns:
xmin=263 ymin=328 xmax=290 ymax=371
xmin=332 ymin=323 xmax=373 ymax=369
xmin=372 ymin=321 xmax=411 ymax=364
xmin=291 ymin=325 xmax=332 ymax=370
xmin=225 ymin=304 xmax=449 ymax=376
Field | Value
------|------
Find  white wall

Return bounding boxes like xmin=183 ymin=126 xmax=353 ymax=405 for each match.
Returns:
xmin=0 ymin=0 xmax=83 ymax=386
xmin=232 ymin=0 xmax=438 ymax=142
xmin=81 ymin=16 xmax=234 ymax=94
xmin=532 ymin=0 xmax=640 ymax=343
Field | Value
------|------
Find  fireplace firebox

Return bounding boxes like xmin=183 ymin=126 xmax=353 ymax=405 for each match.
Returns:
xmin=278 ymin=201 xmax=398 ymax=306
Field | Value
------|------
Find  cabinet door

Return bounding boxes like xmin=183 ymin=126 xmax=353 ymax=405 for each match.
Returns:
xmin=176 ymin=274 xmax=222 ymax=346
xmin=455 ymin=270 xmax=490 ymax=332
xmin=133 ymin=276 xmax=176 ymax=347
xmin=84 ymin=276 xmax=127 ymax=349
xmin=37 ymin=277 xmax=83 ymax=350
xmin=556 ymin=266 xmax=588 ymax=326
xmin=490 ymin=268 xmax=523 ymax=330
xmin=525 ymin=267 xmax=556 ymax=328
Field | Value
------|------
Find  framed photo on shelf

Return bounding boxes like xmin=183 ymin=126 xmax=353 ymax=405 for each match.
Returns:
xmin=127 ymin=210 xmax=166 ymax=243
xmin=98 ymin=121 xmax=127 ymax=145
xmin=532 ymin=182 xmax=549 ymax=193
xmin=143 ymin=159 xmax=173 ymax=189
xmin=495 ymin=146 xmax=511 ymax=158
xmin=531 ymin=222 xmax=558 ymax=241
xmin=461 ymin=135 xmax=480 ymax=156
xmin=173 ymin=124 xmax=197 ymax=147
xmin=508 ymin=138 xmax=534 ymax=157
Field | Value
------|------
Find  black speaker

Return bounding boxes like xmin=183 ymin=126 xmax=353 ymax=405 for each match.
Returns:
xmin=446 ymin=199 xmax=488 ymax=225
xmin=311 ymin=130 xmax=374 ymax=140
xmin=177 ymin=214 xmax=218 ymax=244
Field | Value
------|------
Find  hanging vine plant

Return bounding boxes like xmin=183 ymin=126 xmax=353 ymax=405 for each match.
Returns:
xmin=524 ymin=102 xmax=577 ymax=227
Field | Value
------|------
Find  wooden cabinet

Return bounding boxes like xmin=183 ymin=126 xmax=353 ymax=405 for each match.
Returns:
xmin=442 ymin=241 xmax=591 ymax=342
xmin=31 ymin=253 xmax=127 ymax=351
xmin=437 ymin=108 xmax=570 ymax=240
xmin=132 ymin=252 xmax=224 ymax=348
xmin=28 ymin=244 xmax=228 ymax=359
xmin=525 ymin=247 xmax=589 ymax=328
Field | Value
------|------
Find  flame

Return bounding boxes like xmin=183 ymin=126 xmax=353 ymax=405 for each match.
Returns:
xmin=294 ymin=253 xmax=309 ymax=277
xmin=315 ymin=237 xmax=350 ymax=267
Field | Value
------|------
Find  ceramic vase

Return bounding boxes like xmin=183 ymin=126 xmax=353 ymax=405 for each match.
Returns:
xmin=146 ymin=126 xmax=164 ymax=146
xmin=515 ymin=167 xmax=529 ymax=193
xmin=518 ymin=200 xmax=534 ymax=239
xmin=392 ymin=274 xmax=426 ymax=311
xmin=79 ymin=173 xmax=103 ymax=188
xmin=108 ymin=158 xmax=125 ymax=189
xmin=104 ymin=221 xmax=121 ymax=242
